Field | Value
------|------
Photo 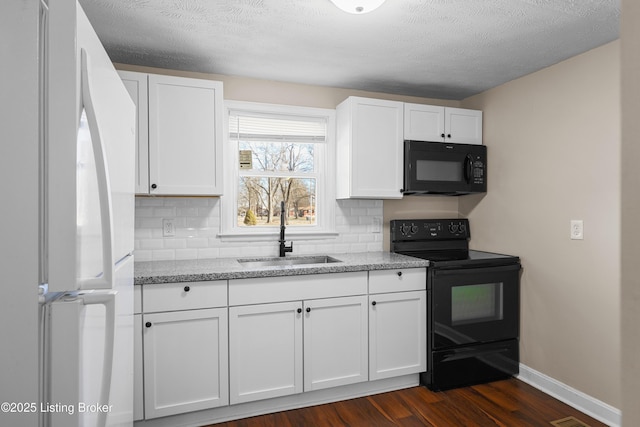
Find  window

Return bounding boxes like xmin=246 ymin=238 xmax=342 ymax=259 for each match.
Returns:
xmin=221 ymin=101 xmax=336 ymax=240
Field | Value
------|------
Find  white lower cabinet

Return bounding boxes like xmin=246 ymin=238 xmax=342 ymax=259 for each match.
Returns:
xmin=136 ymin=269 xmax=427 ymax=424
xmin=229 ymin=301 xmax=303 ymax=404
xmin=229 ymin=295 xmax=369 ymax=404
xmin=368 ymin=290 xmax=427 ymax=380
xmin=133 ymin=314 xmax=144 ymax=421
xmin=143 ymin=307 xmax=229 ymax=419
xmin=303 ymin=296 xmax=368 ymax=391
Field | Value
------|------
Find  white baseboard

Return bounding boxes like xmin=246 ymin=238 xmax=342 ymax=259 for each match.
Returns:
xmin=517 ymin=364 xmax=621 ymax=427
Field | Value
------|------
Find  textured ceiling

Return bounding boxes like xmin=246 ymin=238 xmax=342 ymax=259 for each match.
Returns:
xmin=79 ymin=0 xmax=620 ymax=100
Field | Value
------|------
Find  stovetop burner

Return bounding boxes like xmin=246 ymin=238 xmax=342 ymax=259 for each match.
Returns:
xmin=390 ymin=219 xmax=519 ymax=268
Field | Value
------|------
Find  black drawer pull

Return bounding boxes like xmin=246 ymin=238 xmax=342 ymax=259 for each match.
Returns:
xmin=397 ymin=271 xmax=403 ymax=277
xmin=184 ymin=286 xmax=190 ymax=292
xmin=306 ymin=307 xmax=311 ymax=313
xmin=372 ymin=301 xmax=377 ymax=306
xmin=151 ymin=183 xmax=157 ymax=189
xmin=145 ymin=322 xmax=152 ymax=328
xmin=297 ymin=308 xmax=302 ymax=314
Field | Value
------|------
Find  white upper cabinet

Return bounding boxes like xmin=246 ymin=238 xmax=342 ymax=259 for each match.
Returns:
xmin=118 ymin=71 xmax=224 ymax=196
xmin=149 ymin=74 xmax=223 ymax=195
xmin=445 ymin=107 xmax=483 ymax=144
xmin=404 ymin=103 xmax=482 ymax=145
xmin=403 ymin=104 xmax=445 ymax=143
xmin=118 ymin=71 xmax=149 ymax=194
xmin=336 ymin=96 xmax=404 ymax=199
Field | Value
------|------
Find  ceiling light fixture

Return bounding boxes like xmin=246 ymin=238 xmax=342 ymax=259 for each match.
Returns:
xmin=329 ymin=0 xmax=386 ymax=14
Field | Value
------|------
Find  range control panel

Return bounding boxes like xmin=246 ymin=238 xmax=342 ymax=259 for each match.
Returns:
xmin=390 ymin=219 xmax=471 ymax=241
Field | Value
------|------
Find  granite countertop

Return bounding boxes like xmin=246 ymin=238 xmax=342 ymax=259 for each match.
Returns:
xmin=134 ymin=252 xmax=429 ymax=285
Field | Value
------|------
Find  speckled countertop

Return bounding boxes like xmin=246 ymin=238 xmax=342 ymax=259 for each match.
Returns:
xmin=134 ymin=252 xmax=428 ymax=285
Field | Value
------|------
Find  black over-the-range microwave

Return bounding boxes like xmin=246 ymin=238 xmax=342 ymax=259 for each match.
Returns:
xmin=402 ymin=140 xmax=487 ymax=196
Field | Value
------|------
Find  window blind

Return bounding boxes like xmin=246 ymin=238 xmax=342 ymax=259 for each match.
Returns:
xmin=229 ymin=111 xmax=327 ymax=143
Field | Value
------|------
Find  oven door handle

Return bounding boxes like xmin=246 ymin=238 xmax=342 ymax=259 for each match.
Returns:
xmin=433 ymin=263 xmax=521 ymax=277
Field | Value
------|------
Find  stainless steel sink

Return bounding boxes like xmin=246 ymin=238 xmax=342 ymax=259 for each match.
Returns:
xmin=237 ymin=255 xmax=342 ymax=268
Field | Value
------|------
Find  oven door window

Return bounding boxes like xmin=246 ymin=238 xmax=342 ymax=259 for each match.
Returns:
xmin=451 ymin=282 xmax=503 ymax=326
xmin=431 ymin=264 xmax=520 ymax=350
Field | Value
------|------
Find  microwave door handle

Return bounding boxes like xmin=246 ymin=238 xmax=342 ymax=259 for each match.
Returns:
xmin=464 ymin=155 xmax=473 ymax=184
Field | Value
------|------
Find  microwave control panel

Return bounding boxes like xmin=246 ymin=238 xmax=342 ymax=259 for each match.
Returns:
xmin=472 ymin=158 xmax=485 ymax=185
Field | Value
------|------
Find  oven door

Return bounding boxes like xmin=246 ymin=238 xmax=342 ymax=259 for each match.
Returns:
xmin=430 ymin=263 xmax=520 ymax=350
xmin=403 ymin=141 xmax=486 ymax=195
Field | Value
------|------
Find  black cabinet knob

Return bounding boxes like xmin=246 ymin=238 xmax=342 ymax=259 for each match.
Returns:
xmin=372 ymin=301 xmax=377 ymax=306
xmin=447 ymin=134 xmax=452 ymax=138
xmin=441 ymin=133 xmax=445 ymax=138
xmin=397 ymin=271 xmax=403 ymax=277
xmin=151 ymin=183 xmax=157 ymax=189
xmin=184 ymin=286 xmax=190 ymax=292
xmin=306 ymin=307 xmax=311 ymax=313
xmin=297 ymin=308 xmax=302 ymax=314
xmin=145 ymin=322 xmax=152 ymax=328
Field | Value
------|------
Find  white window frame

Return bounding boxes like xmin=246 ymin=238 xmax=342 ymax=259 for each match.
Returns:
xmin=219 ymin=100 xmax=337 ymax=241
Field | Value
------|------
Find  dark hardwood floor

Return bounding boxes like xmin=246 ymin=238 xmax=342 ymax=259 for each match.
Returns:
xmin=209 ymin=379 xmax=607 ymax=427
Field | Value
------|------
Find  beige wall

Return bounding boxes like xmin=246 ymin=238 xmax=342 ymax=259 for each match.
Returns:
xmin=621 ymin=0 xmax=640 ymax=425
xmin=115 ymin=63 xmax=460 ymax=110
xmin=460 ymin=41 xmax=621 ymax=408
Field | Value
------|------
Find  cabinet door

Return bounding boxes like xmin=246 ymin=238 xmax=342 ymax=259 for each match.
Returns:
xmin=143 ymin=308 xmax=229 ymax=419
xmin=118 ymin=70 xmax=149 ymax=194
xmin=229 ymin=301 xmax=303 ymax=404
xmin=303 ymin=296 xmax=368 ymax=391
xmin=369 ymin=291 xmax=426 ymax=380
xmin=133 ymin=314 xmax=144 ymax=421
xmin=404 ymin=103 xmax=445 ymax=142
xmin=444 ymin=107 xmax=483 ymax=145
xmin=148 ymin=74 xmax=223 ymax=195
xmin=337 ymin=97 xmax=403 ymax=199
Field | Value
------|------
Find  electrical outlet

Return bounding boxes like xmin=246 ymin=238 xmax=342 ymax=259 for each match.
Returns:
xmin=372 ymin=217 xmax=382 ymax=233
xmin=162 ymin=218 xmax=176 ymax=237
xmin=570 ymin=220 xmax=583 ymax=240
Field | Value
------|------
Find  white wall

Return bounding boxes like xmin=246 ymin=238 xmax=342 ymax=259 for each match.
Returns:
xmin=460 ymin=41 xmax=621 ymax=409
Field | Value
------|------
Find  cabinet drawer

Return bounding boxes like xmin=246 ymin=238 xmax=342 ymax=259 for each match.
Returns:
xmin=229 ymin=272 xmax=367 ymax=306
xmin=368 ymin=268 xmax=426 ymax=294
xmin=143 ymin=281 xmax=227 ymax=312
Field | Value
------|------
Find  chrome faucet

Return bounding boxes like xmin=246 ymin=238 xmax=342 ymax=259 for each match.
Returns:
xmin=279 ymin=201 xmax=293 ymax=257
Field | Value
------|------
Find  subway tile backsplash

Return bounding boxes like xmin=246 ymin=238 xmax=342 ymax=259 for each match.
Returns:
xmin=134 ymin=198 xmax=383 ymax=261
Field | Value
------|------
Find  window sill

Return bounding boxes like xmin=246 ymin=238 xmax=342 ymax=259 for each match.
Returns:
xmin=217 ymin=230 xmax=339 ymax=243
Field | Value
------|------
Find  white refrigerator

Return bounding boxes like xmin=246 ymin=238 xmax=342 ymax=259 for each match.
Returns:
xmin=39 ymin=1 xmax=136 ymax=427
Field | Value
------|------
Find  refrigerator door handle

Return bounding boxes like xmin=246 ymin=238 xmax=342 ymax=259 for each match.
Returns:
xmin=80 ymin=291 xmax=116 ymax=427
xmin=79 ymin=47 xmax=114 ymax=290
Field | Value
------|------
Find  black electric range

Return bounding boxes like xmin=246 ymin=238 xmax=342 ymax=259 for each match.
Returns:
xmin=390 ymin=218 xmax=521 ymax=391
